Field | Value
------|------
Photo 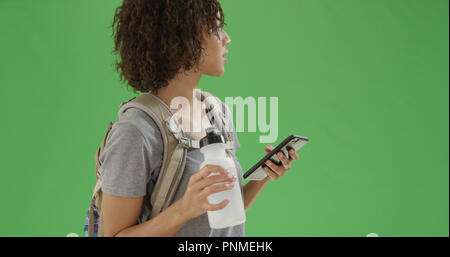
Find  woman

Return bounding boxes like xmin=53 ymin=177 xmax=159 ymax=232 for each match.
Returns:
xmin=100 ymin=0 xmax=299 ymax=237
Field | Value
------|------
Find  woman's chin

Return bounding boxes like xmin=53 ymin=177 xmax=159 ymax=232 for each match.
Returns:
xmin=205 ymin=67 xmax=225 ymax=77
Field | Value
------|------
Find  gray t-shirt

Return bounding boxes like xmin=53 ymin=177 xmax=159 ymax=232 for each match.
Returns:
xmin=98 ymin=104 xmax=245 ymax=237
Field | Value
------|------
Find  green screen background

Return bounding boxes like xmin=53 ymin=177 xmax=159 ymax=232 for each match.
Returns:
xmin=0 ymin=0 xmax=448 ymax=237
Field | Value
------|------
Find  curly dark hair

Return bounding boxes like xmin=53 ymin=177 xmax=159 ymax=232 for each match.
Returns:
xmin=111 ymin=0 xmax=226 ymax=94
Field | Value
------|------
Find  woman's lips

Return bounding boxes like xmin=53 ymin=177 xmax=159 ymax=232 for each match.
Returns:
xmin=223 ymin=50 xmax=229 ymax=63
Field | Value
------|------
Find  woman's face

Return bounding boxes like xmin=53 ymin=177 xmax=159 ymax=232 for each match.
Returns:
xmin=198 ymin=28 xmax=231 ymax=76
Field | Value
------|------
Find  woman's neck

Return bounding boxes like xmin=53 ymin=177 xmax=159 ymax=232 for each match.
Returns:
xmin=151 ymin=69 xmax=211 ymax=139
xmin=152 ymin=69 xmax=202 ymax=110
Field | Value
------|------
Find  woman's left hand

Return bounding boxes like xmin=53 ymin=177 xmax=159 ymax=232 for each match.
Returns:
xmin=262 ymin=144 xmax=299 ymax=181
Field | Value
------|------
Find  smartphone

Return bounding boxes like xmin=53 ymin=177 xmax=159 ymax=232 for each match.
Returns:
xmin=243 ymin=135 xmax=309 ymax=180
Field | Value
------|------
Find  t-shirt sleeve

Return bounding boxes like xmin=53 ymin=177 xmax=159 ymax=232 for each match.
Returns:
xmin=98 ymin=122 xmax=152 ymax=198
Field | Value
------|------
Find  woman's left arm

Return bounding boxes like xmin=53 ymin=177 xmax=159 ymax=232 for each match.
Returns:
xmin=242 ymin=144 xmax=299 ymax=211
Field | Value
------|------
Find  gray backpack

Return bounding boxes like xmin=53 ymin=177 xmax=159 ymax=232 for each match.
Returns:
xmin=84 ymin=91 xmax=234 ymax=237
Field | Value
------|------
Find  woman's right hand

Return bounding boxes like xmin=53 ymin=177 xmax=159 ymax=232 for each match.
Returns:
xmin=177 ymin=164 xmax=237 ymax=221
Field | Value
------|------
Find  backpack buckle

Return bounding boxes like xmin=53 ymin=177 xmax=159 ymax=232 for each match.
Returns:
xmin=165 ymin=118 xmax=192 ymax=148
xmin=178 ymin=136 xmax=192 ymax=149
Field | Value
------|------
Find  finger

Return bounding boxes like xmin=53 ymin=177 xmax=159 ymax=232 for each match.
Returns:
xmin=206 ymin=199 xmax=230 ymax=211
xmin=263 ymin=166 xmax=280 ymax=180
xmin=201 ymin=182 xmax=234 ymax=198
xmin=192 ymin=165 xmax=229 ymax=182
xmin=277 ymin=152 xmax=291 ymax=169
xmin=289 ymin=149 xmax=299 ymax=160
xmin=265 ymin=160 xmax=285 ymax=177
xmin=194 ymin=173 xmax=237 ymax=191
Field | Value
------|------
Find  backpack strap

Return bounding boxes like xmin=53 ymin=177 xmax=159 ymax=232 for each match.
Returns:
xmin=118 ymin=93 xmax=188 ymax=217
xmin=118 ymin=91 xmax=236 ymax=215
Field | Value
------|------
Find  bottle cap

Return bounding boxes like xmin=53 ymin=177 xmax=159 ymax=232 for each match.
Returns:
xmin=199 ymin=127 xmax=225 ymax=147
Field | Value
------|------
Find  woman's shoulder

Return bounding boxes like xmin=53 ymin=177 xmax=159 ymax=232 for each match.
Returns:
xmin=110 ymin=107 xmax=164 ymax=147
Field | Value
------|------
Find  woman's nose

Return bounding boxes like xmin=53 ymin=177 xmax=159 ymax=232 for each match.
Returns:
xmin=223 ymin=30 xmax=231 ymax=45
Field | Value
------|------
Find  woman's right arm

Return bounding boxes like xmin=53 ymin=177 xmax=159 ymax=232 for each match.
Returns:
xmin=102 ymin=164 xmax=237 ymax=237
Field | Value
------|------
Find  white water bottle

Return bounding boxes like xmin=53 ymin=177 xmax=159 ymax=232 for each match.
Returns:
xmin=199 ymin=127 xmax=246 ymax=229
